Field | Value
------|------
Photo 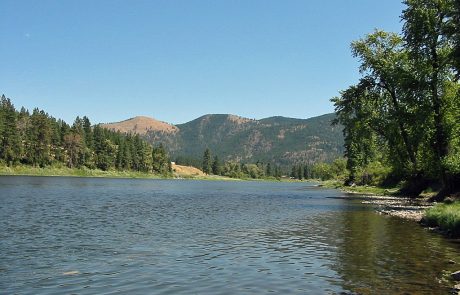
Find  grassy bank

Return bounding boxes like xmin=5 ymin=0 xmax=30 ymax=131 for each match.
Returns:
xmin=0 ymin=164 xmax=254 ymax=181
xmin=0 ymin=164 xmax=309 ymax=182
xmin=318 ymin=179 xmax=399 ymax=196
xmin=0 ymin=165 xmax=165 ymax=179
xmin=423 ymin=202 xmax=460 ymax=237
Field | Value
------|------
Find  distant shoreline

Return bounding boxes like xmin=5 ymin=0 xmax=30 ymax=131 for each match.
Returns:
xmin=0 ymin=165 xmax=287 ymax=182
xmin=0 ymin=165 xmax=166 ymax=180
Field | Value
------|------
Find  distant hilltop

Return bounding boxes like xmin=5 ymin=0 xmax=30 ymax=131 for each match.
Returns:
xmin=101 ymin=116 xmax=178 ymax=135
xmin=100 ymin=113 xmax=344 ymax=167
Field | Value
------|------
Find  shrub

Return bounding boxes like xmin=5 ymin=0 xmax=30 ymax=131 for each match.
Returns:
xmin=424 ymin=202 xmax=460 ymax=237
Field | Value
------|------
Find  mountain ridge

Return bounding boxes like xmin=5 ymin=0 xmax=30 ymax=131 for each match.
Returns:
xmin=100 ymin=113 xmax=344 ymax=167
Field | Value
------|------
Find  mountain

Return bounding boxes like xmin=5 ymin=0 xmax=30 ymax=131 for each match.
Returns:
xmin=100 ymin=116 xmax=178 ymax=135
xmin=100 ymin=113 xmax=344 ymax=167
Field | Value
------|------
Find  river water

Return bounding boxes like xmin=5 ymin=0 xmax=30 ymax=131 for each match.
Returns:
xmin=0 ymin=176 xmax=459 ymax=294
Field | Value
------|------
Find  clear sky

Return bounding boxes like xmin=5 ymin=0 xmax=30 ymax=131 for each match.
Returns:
xmin=0 ymin=0 xmax=404 ymax=125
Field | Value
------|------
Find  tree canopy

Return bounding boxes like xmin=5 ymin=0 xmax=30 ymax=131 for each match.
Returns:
xmin=332 ymin=0 xmax=460 ymax=199
xmin=0 ymin=95 xmax=172 ymax=176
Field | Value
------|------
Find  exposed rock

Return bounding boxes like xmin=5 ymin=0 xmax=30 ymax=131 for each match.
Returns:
xmin=355 ymin=194 xmax=431 ymax=222
xmin=452 ymin=283 xmax=460 ymax=294
xmin=379 ymin=209 xmax=425 ymax=221
xmin=451 ymin=271 xmax=460 ymax=281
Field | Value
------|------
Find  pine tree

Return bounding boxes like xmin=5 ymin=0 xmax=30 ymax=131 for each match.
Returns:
xmin=303 ymin=165 xmax=310 ymax=180
xmin=71 ymin=117 xmax=86 ymax=167
xmin=212 ymin=155 xmax=221 ymax=175
xmin=0 ymin=96 xmax=21 ymax=165
xmin=82 ymin=116 xmax=92 ymax=148
xmin=26 ymin=109 xmax=52 ymax=167
xmin=266 ymin=163 xmax=272 ymax=177
xmin=93 ymin=125 xmax=111 ymax=170
xmin=290 ymin=166 xmax=298 ymax=179
xmin=152 ymin=143 xmax=169 ymax=174
xmin=202 ymin=148 xmax=212 ymax=174
xmin=297 ymin=165 xmax=303 ymax=180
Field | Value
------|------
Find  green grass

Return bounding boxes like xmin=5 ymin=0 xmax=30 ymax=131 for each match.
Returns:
xmin=0 ymin=164 xmax=165 ymax=179
xmin=424 ymin=202 xmax=460 ymax=237
xmin=0 ymin=164 xmax=324 ymax=183
xmin=317 ymin=179 xmax=398 ymax=195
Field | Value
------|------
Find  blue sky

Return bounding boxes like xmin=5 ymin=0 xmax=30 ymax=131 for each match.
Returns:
xmin=0 ymin=0 xmax=404 ymax=125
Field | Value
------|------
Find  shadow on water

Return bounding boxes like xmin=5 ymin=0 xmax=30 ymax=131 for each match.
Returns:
xmin=329 ymin=208 xmax=460 ymax=294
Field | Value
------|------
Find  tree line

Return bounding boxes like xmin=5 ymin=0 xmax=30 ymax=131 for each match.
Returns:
xmin=199 ymin=148 xmax=283 ymax=179
xmin=289 ymin=158 xmax=347 ymax=181
xmin=197 ymin=147 xmax=348 ymax=181
xmin=332 ymin=0 xmax=460 ymax=199
xmin=0 ymin=95 xmax=172 ymax=175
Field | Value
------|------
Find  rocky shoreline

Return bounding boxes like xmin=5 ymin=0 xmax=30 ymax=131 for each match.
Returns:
xmin=361 ymin=195 xmax=431 ymax=222
xmin=346 ymin=193 xmax=460 ymax=294
xmin=341 ymin=192 xmax=432 ymax=222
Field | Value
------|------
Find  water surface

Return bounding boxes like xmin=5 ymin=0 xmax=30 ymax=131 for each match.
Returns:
xmin=1 ymin=176 xmax=459 ymax=294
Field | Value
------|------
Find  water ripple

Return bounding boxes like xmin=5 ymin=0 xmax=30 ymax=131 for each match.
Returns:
xmin=0 ymin=177 xmax=458 ymax=294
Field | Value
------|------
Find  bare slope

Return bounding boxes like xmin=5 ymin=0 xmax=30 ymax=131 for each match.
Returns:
xmin=100 ymin=116 xmax=178 ymax=135
xmin=171 ymin=163 xmax=205 ymax=177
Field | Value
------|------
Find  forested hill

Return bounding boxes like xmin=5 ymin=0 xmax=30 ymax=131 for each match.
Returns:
xmin=104 ymin=113 xmax=344 ymax=167
xmin=0 ymin=95 xmax=172 ymax=174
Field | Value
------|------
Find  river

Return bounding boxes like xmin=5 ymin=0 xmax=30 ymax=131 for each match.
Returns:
xmin=0 ymin=176 xmax=459 ymax=294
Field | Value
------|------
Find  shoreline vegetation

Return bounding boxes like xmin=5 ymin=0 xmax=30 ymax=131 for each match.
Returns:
xmin=0 ymin=164 xmax=288 ymax=182
xmin=322 ymin=0 xmax=460 ymax=244
xmin=330 ymin=1 xmax=460 ymax=203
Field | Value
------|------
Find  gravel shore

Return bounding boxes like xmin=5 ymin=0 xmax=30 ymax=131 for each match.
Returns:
xmin=351 ymin=194 xmax=432 ymax=222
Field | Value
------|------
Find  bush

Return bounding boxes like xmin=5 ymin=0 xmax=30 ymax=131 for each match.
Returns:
xmin=424 ymin=202 xmax=460 ymax=237
xmin=354 ymin=161 xmax=391 ymax=186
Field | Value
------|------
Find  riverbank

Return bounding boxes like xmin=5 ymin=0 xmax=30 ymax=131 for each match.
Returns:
xmin=0 ymin=164 xmax=240 ymax=181
xmin=423 ymin=201 xmax=460 ymax=238
xmin=318 ymin=179 xmax=460 ymax=240
xmin=0 ymin=164 xmax=276 ymax=182
xmin=0 ymin=165 xmax=166 ymax=179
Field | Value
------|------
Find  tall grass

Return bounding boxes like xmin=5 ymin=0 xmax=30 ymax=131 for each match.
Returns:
xmin=424 ymin=202 xmax=460 ymax=236
xmin=0 ymin=164 xmax=165 ymax=179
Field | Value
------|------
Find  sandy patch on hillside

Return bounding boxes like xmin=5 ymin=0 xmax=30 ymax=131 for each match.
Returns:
xmin=172 ymin=164 xmax=205 ymax=177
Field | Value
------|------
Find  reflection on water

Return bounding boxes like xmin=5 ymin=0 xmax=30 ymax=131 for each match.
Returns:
xmin=330 ymin=210 xmax=459 ymax=294
xmin=0 ymin=176 xmax=459 ymax=294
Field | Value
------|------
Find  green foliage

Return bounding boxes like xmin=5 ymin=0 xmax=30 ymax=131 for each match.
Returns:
xmin=202 ymin=148 xmax=212 ymax=174
xmin=243 ymin=163 xmax=264 ymax=179
xmin=212 ymin=155 xmax=221 ymax=175
xmin=424 ymin=201 xmax=460 ymax=236
xmin=354 ymin=161 xmax=392 ymax=186
xmin=222 ymin=161 xmax=243 ymax=178
xmin=312 ymin=163 xmax=335 ymax=181
xmin=332 ymin=0 xmax=460 ymax=196
xmin=0 ymin=95 xmax=172 ymax=176
xmin=152 ymin=143 xmax=171 ymax=175
xmin=0 ymin=96 xmax=21 ymax=165
xmin=287 ymin=158 xmax=348 ymax=181
xmin=145 ymin=113 xmax=344 ymax=170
